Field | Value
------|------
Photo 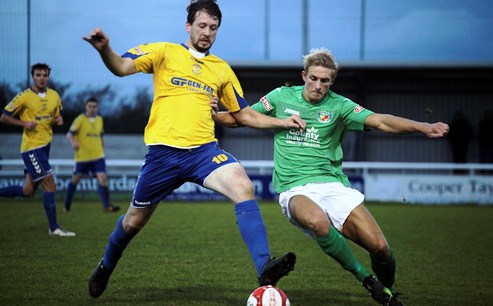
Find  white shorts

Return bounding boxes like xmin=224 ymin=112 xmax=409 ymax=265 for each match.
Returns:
xmin=278 ymin=182 xmax=364 ymax=237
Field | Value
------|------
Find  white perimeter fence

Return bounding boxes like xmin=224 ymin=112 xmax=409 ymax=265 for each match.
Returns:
xmin=1 ymin=159 xmax=492 ymax=205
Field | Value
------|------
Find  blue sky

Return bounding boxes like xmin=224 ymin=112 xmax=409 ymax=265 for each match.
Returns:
xmin=1 ymin=0 xmax=492 ymax=95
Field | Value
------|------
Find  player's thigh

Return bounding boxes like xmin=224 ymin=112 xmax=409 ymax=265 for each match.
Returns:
xmin=342 ymin=204 xmax=389 ymax=254
xmin=93 ymin=158 xmax=107 ymax=183
xmin=131 ymin=160 xmax=182 ymax=207
xmin=21 ymin=145 xmax=53 ymax=184
xmin=280 ymin=182 xmax=362 ymax=233
xmin=289 ymin=195 xmax=331 ymax=235
xmin=74 ymin=161 xmax=90 ymax=176
xmin=22 ymin=173 xmax=38 ymax=196
xmin=204 ymin=163 xmax=254 ymax=202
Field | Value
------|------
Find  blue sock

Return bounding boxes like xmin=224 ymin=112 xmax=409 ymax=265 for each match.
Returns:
xmin=103 ymin=215 xmax=136 ymax=270
xmin=43 ymin=192 xmax=59 ymax=231
xmin=64 ymin=182 xmax=76 ymax=210
xmin=235 ymin=200 xmax=271 ymax=275
xmin=0 ymin=186 xmax=24 ymax=198
xmin=97 ymin=185 xmax=110 ymax=209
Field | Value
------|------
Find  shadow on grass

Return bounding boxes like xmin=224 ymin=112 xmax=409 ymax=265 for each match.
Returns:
xmin=88 ymin=285 xmax=375 ymax=306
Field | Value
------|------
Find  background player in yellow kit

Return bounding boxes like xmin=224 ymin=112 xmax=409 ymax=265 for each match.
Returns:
xmin=0 ymin=63 xmax=75 ymax=237
xmin=84 ymin=0 xmax=304 ymax=298
xmin=64 ymin=97 xmax=120 ymax=213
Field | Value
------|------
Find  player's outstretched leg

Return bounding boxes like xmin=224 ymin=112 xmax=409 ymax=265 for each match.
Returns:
xmin=258 ymin=252 xmax=296 ymax=286
xmin=88 ymin=214 xmax=136 ymax=298
xmin=0 ymin=185 xmax=24 ymax=197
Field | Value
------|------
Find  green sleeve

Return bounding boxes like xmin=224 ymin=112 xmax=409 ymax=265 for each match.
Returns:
xmin=250 ymin=88 xmax=281 ymax=116
xmin=340 ymin=98 xmax=374 ymax=131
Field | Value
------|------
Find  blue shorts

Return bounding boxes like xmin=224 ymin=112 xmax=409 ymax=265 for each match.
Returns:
xmin=21 ymin=144 xmax=52 ymax=182
xmin=73 ymin=158 xmax=107 ymax=176
xmin=132 ymin=142 xmax=238 ymax=208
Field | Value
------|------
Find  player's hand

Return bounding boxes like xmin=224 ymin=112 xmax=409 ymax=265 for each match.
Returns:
xmin=23 ymin=121 xmax=37 ymax=131
xmin=210 ymin=96 xmax=219 ymax=119
xmin=425 ymin=122 xmax=449 ymax=138
xmin=54 ymin=115 xmax=63 ymax=126
xmin=72 ymin=142 xmax=80 ymax=151
xmin=83 ymin=27 xmax=110 ymax=52
xmin=283 ymin=115 xmax=306 ymax=132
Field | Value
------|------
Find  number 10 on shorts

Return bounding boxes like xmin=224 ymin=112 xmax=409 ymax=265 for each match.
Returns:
xmin=212 ymin=154 xmax=229 ymax=164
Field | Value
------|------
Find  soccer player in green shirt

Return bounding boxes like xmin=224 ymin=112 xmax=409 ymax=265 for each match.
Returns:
xmin=212 ymin=48 xmax=449 ymax=306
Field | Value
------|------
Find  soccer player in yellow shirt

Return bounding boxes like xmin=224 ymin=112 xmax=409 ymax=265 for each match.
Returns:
xmin=0 ymin=63 xmax=75 ymax=237
xmin=83 ymin=0 xmax=305 ymax=298
xmin=64 ymin=97 xmax=120 ymax=213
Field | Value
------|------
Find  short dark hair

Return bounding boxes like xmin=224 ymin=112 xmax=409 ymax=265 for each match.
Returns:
xmin=86 ymin=97 xmax=99 ymax=104
xmin=187 ymin=0 xmax=221 ymax=27
xmin=31 ymin=63 xmax=51 ymax=76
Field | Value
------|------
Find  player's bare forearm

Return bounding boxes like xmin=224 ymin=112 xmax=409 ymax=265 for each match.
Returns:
xmin=0 ymin=113 xmax=36 ymax=130
xmin=232 ymin=107 xmax=305 ymax=131
xmin=214 ymin=112 xmax=242 ymax=128
xmin=66 ymin=132 xmax=78 ymax=150
xmin=99 ymin=48 xmax=136 ymax=77
xmin=210 ymin=96 xmax=242 ymax=128
xmin=83 ymin=27 xmax=136 ymax=77
xmin=210 ymin=98 xmax=305 ymax=131
xmin=366 ymin=113 xmax=449 ymax=137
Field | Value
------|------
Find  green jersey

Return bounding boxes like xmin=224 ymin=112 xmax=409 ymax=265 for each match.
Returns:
xmin=251 ymin=85 xmax=373 ymax=193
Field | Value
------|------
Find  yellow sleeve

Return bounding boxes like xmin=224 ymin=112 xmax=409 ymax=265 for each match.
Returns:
xmin=69 ymin=114 xmax=83 ymax=133
xmin=53 ymin=90 xmax=62 ymax=117
xmin=4 ymin=90 xmax=28 ymax=116
xmin=121 ymin=42 xmax=168 ymax=74
xmin=217 ymin=65 xmax=248 ymax=112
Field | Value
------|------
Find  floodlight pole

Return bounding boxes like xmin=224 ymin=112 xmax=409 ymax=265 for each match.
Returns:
xmin=27 ymin=0 xmax=31 ymax=88
xmin=264 ymin=0 xmax=270 ymax=60
xmin=359 ymin=0 xmax=366 ymax=61
xmin=302 ymin=0 xmax=309 ymax=55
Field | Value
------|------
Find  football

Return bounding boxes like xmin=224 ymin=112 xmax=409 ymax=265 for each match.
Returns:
xmin=246 ymin=285 xmax=290 ymax=306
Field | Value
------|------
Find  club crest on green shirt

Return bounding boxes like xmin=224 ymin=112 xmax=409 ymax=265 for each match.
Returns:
xmin=316 ymin=110 xmax=333 ymax=123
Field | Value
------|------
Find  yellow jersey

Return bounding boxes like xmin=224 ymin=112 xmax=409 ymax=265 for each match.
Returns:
xmin=122 ymin=42 xmax=248 ymax=148
xmin=68 ymin=114 xmax=105 ymax=162
xmin=3 ymin=88 xmax=62 ymax=152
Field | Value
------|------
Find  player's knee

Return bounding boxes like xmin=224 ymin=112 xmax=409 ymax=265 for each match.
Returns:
xmin=307 ymin=215 xmax=331 ymax=236
xmin=97 ymin=176 xmax=108 ymax=186
xmin=122 ymin=210 xmax=151 ymax=234
xmin=370 ymin=238 xmax=391 ymax=259
xmin=234 ymin=175 xmax=255 ymax=194
xmin=122 ymin=218 xmax=143 ymax=235
xmin=22 ymin=185 xmax=36 ymax=197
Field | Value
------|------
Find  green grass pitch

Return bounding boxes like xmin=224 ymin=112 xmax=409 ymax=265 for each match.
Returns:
xmin=0 ymin=198 xmax=492 ymax=305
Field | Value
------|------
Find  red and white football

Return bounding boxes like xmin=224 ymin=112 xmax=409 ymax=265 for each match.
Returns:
xmin=246 ymin=285 xmax=290 ymax=306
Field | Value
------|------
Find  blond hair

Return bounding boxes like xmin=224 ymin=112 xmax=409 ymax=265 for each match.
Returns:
xmin=303 ymin=48 xmax=339 ymax=79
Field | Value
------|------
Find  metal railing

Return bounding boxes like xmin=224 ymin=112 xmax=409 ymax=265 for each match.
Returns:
xmin=1 ymin=159 xmax=493 ymax=176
